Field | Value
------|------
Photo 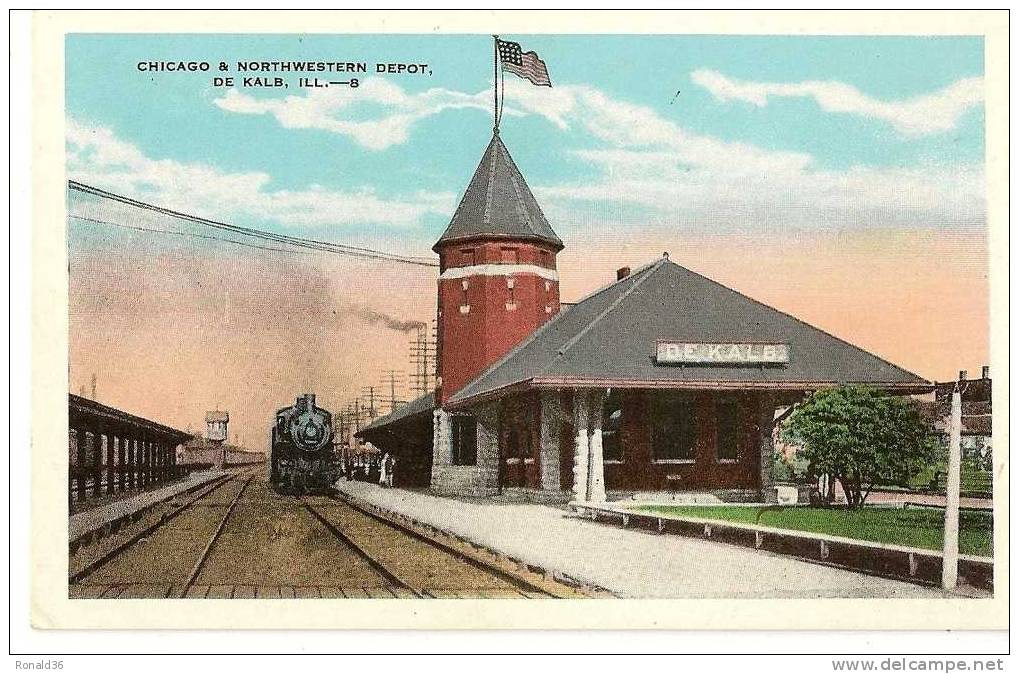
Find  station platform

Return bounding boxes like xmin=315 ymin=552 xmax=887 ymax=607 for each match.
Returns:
xmin=69 ymin=469 xmax=228 ymax=543
xmin=334 ymin=481 xmax=943 ymax=599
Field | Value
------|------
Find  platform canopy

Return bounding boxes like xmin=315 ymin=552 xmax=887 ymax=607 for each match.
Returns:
xmin=69 ymin=393 xmax=193 ymax=445
xmin=357 ymin=391 xmax=435 ymax=437
xmin=432 ymin=133 xmax=563 ymax=252
xmin=446 ymin=256 xmax=931 ymax=407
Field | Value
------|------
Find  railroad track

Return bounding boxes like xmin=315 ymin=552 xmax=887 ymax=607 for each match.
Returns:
xmin=299 ymin=499 xmax=425 ymax=598
xmin=313 ymin=494 xmax=600 ymax=598
xmin=299 ymin=495 xmax=591 ymax=598
xmin=68 ymin=468 xmax=260 ymax=594
xmin=177 ymin=473 xmax=254 ymax=598
xmin=69 ymin=472 xmax=594 ymax=599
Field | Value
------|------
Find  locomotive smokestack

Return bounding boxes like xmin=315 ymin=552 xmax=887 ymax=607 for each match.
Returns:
xmin=297 ymin=393 xmax=316 ymax=409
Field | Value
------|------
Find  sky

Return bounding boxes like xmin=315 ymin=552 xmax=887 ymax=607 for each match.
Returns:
xmin=66 ymin=33 xmax=988 ymax=450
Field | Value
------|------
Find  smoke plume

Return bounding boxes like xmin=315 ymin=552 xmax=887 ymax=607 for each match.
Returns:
xmin=354 ymin=306 xmax=426 ymax=333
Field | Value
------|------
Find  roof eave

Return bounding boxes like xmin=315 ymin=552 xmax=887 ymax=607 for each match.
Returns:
xmin=530 ymin=377 xmax=933 ymax=394
xmin=432 ymin=232 xmax=565 ymax=254
xmin=444 ymin=379 xmax=536 ymax=411
xmin=446 ymin=378 xmax=933 ymax=408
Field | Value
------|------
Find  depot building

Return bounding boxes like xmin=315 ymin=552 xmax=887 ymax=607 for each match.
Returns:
xmin=358 ymin=132 xmax=930 ymax=503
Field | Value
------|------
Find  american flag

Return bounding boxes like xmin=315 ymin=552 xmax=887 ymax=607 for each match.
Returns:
xmin=497 ymin=39 xmax=552 ymax=87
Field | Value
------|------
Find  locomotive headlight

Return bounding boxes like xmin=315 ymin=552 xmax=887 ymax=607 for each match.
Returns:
xmin=304 ymin=424 xmax=320 ymax=439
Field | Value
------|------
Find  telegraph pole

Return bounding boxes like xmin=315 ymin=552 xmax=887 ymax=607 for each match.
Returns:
xmin=360 ymin=386 xmax=378 ymax=419
xmin=408 ymin=322 xmax=437 ymax=395
xmin=381 ymin=370 xmax=406 ymax=413
xmin=942 ymin=372 xmax=964 ymax=590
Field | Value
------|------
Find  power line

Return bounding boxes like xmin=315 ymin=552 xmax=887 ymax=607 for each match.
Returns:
xmin=68 ymin=179 xmax=440 ymax=268
xmin=68 ymin=214 xmax=305 ymax=256
xmin=69 ymin=179 xmax=437 ymax=264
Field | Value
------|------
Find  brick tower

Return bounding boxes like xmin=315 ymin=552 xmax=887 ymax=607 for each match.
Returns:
xmin=434 ymin=132 xmax=564 ymax=405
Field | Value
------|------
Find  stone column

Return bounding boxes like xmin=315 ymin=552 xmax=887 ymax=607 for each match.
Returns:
xmin=430 ymin=408 xmax=451 ymax=486
xmin=758 ymin=393 xmax=778 ymax=504
xmin=587 ymin=389 xmax=607 ymax=503
xmin=571 ymin=391 xmax=590 ymax=502
xmin=539 ymin=391 xmax=562 ymax=492
xmin=474 ymin=402 xmax=501 ymax=495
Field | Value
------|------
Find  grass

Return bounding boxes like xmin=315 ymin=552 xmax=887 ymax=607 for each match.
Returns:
xmin=632 ymin=505 xmax=993 ymax=557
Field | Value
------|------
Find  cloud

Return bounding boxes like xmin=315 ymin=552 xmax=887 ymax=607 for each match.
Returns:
xmin=486 ymin=78 xmax=815 ymax=179
xmin=691 ymin=69 xmax=984 ymax=136
xmin=214 ymin=78 xmax=518 ymax=151
xmin=66 ymin=117 xmax=455 ymax=230
xmin=481 ymin=79 xmax=985 ymax=234
xmin=72 ymin=70 xmax=986 ymax=244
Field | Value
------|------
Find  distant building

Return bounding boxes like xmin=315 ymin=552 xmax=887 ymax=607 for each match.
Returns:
xmin=178 ymin=437 xmax=264 ymax=467
xmin=205 ymin=410 xmax=229 ymax=443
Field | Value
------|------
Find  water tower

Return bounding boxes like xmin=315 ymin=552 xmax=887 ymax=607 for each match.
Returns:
xmin=205 ymin=410 xmax=229 ymax=444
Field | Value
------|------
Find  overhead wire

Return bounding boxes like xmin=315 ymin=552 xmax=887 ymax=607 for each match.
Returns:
xmin=68 ymin=214 xmax=307 ymax=256
xmin=67 ymin=180 xmax=440 ymax=268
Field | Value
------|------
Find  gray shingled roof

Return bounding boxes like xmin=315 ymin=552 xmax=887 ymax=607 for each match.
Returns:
xmin=357 ymin=392 xmax=435 ymax=436
xmin=432 ymin=133 xmax=563 ymax=252
xmin=447 ymin=257 xmax=930 ymax=406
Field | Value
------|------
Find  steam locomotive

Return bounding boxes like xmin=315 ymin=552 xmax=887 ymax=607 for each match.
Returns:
xmin=269 ymin=393 xmax=339 ymax=494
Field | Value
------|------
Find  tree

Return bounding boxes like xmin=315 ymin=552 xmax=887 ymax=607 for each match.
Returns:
xmin=780 ymin=386 xmax=936 ymax=508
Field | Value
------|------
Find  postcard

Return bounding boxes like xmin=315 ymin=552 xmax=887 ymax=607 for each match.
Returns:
xmin=28 ymin=10 xmax=1008 ymax=630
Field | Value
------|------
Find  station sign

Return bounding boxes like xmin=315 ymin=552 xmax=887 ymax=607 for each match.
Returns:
xmin=655 ymin=341 xmax=789 ymax=365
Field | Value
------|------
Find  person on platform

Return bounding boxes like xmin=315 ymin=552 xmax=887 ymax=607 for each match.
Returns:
xmin=379 ymin=452 xmax=389 ymax=488
xmin=384 ymin=453 xmax=396 ymax=489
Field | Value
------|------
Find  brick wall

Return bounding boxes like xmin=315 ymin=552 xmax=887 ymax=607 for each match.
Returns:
xmin=435 ymin=239 xmax=560 ymax=404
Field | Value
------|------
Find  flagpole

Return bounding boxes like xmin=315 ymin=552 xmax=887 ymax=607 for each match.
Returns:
xmin=493 ymin=34 xmax=499 ymax=134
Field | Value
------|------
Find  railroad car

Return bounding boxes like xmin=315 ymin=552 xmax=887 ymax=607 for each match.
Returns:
xmin=269 ymin=393 xmax=338 ymax=494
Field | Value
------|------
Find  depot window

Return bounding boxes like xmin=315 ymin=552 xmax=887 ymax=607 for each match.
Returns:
xmin=715 ymin=395 xmax=741 ymax=462
xmin=461 ymin=248 xmax=475 ymax=266
xmin=501 ymin=247 xmax=519 ymax=264
xmin=651 ymin=391 xmax=696 ymax=462
xmin=602 ymin=389 xmax=624 ymax=462
xmin=451 ymin=416 xmax=478 ymax=466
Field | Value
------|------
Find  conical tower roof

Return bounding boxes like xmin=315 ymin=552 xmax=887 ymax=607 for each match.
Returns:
xmin=433 ymin=133 xmax=563 ymax=253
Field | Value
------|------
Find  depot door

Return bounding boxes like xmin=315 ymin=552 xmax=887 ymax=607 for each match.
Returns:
xmin=500 ymin=416 xmax=540 ymax=489
xmin=501 ymin=428 xmax=525 ymax=488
